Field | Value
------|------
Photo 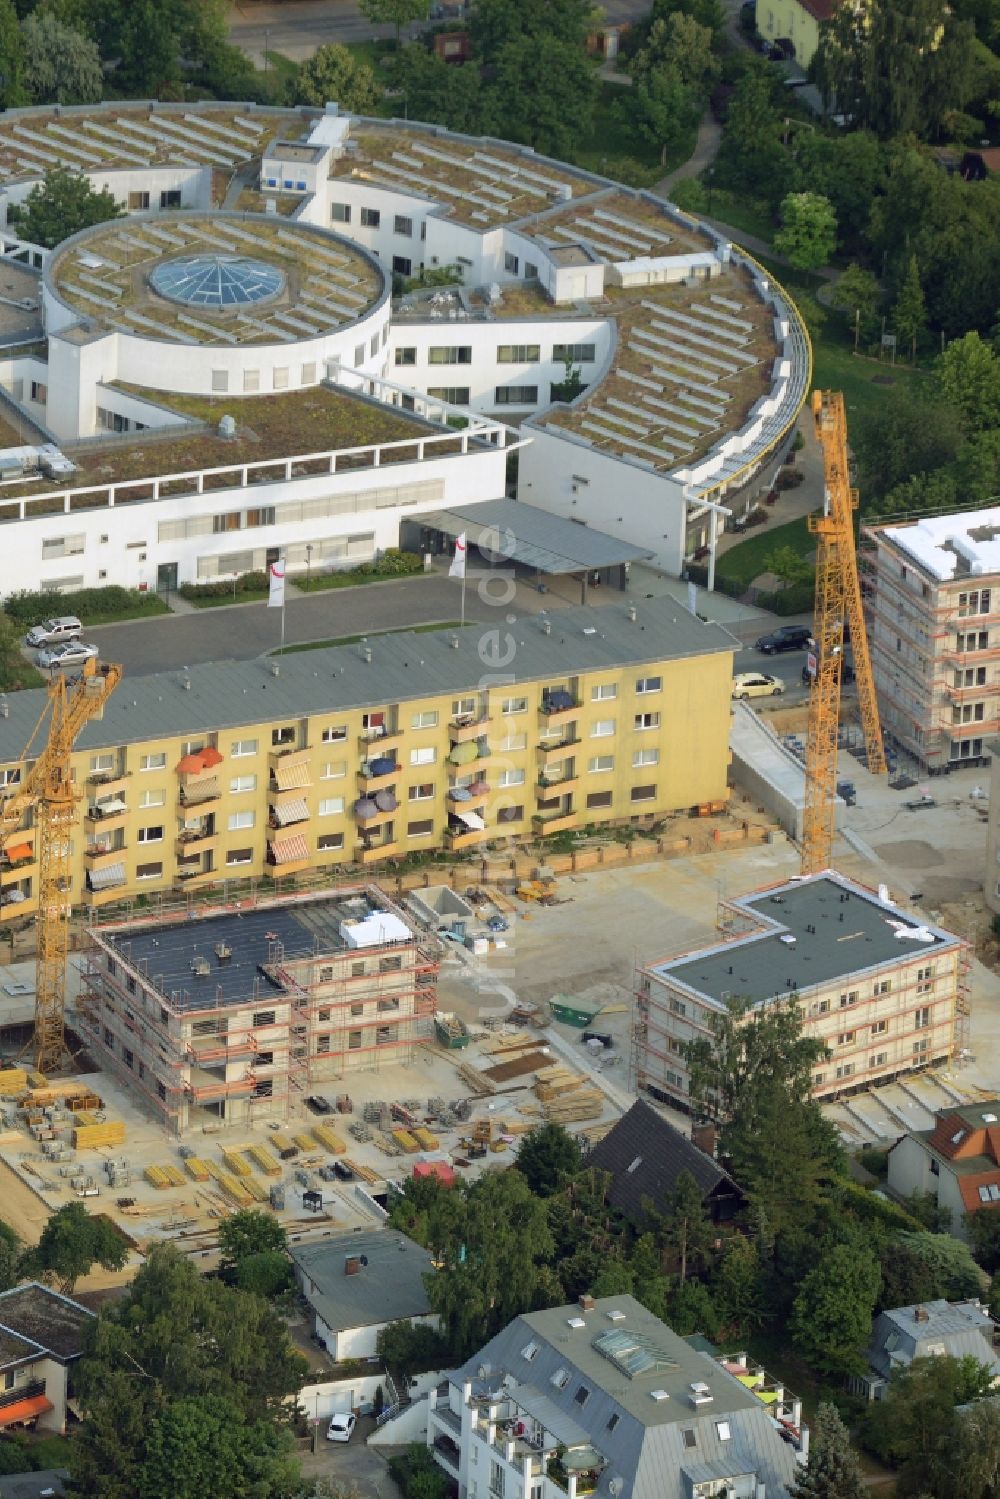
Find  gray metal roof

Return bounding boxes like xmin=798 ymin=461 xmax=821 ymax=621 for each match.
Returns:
xmin=289 ymin=1229 xmax=434 ymax=1334
xmin=418 ymin=498 xmax=654 ymax=574
xmin=653 ymin=871 xmax=960 ymax=1009
xmin=0 ymin=1472 xmax=68 ymax=1499
xmin=867 ymin=1300 xmax=1000 ymax=1382
xmin=0 ymin=596 xmax=734 ymax=761
xmin=452 ymin=1297 xmax=800 ymax=1499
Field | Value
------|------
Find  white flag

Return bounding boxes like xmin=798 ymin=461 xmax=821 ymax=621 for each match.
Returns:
xmin=449 ymin=533 xmax=467 ymax=579
xmin=268 ymin=559 xmax=285 ymax=608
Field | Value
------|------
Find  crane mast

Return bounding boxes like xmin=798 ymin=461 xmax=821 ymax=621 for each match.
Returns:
xmin=801 ymin=391 xmax=886 ymax=875
xmin=0 ymin=658 xmax=122 ymax=1072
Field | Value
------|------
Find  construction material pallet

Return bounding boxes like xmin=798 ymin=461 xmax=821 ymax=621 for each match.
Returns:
xmin=145 ymin=1163 xmax=186 ymax=1189
xmin=73 ymin=1118 xmax=126 ymax=1150
xmin=246 ymin=1144 xmax=281 ymax=1176
xmin=344 ymin=1156 xmax=378 ymax=1184
xmin=184 ymin=1157 xmax=211 ymax=1182
xmin=222 ymin=1149 xmax=253 ymax=1178
xmin=312 ymin=1125 xmax=347 ymax=1154
xmin=393 ymin=1128 xmax=419 ymax=1153
xmin=542 ymin=1088 xmax=604 ymax=1124
xmin=455 ymin=1061 xmax=495 ymax=1095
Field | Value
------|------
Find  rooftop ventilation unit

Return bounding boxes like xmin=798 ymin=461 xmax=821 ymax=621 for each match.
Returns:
xmin=650 ymin=1390 xmax=669 ymax=1402
xmin=567 ymin=1317 xmax=586 ymax=1329
xmin=606 ymin=1309 xmax=626 ymax=1322
xmin=984 ymin=1114 xmax=998 ymax=1123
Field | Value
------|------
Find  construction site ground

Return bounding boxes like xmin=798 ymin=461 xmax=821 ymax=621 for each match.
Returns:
xmin=1 ymin=735 xmax=999 ymax=1285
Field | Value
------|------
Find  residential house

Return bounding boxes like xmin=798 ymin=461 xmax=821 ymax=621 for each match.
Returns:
xmin=852 ymin=1299 xmax=1000 ymax=1401
xmin=756 ymin=0 xmax=838 ymax=67
xmin=427 ymin=1294 xmax=808 ymax=1499
xmin=584 ymin=1100 xmax=746 ymax=1227
xmin=289 ymin=1228 xmax=438 ymax=1361
xmin=887 ymin=1099 xmax=1000 ymax=1238
xmin=0 ymin=1283 xmax=94 ymax=1435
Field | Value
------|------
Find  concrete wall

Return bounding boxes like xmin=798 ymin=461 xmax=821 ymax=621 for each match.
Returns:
xmin=728 ymin=700 xmax=807 ymax=840
xmin=887 ymin=1135 xmax=968 ymax=1237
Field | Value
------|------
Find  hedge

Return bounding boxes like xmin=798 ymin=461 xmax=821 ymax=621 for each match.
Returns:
xmin=5 ymin=585 xmax=168 ymax=627
xmin=754 ymin=581 xmax=815 ymax=616
xmin=179 ymin=570 xmax=268 ymax=602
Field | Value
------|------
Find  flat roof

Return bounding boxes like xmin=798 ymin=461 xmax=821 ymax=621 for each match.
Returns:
xmin=653 ymin=872 xmax=961 ymax=1007
xmin=873 ymin=506 xmax=1000 ymax=582
xmin=289 ymin=1228 xmax=434 ymax=1332
xmin=417 ymin=497 xmax=654 ymax=574
xmin=96 ymin=888 xmax=415 ymax=1013
xmin=0 ymin=1283 xmax=93 ymax=1362
xmin=0 ymin=595 xmax=736 ymax=760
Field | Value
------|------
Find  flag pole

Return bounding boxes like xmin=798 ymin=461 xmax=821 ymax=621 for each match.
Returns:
xmin=461 ymin=568 xmax=466 ymax=628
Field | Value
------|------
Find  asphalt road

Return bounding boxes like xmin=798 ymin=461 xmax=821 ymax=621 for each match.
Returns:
xmin=228 ymin=0 xmax=654 ymax=63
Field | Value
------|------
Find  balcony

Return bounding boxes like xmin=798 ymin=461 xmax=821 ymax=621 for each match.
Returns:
xmin=269 ymin=746 xmax=311 ymax=793
xmin=356 ymin=840 xmax=400 ymax=864
xmin=1 ymin=838 xmax=36 ymax=872
xmin=85 ymin=798 xmax=127 ymax=829
xmin=357 ymin=760 xmax=401 ymax=790
xmin=537 ymin=739 xmax=578 ymax=769
xmin=355 ymin=791 xmax=397 ymax=829
xmin=532 ymin=810 xmax=578 ymax=836
xmin=445 ymin=823 xmax=490 ymax=851
xmin=267 ymin=800 xmax=310 ymax=839
xmin=539 ymin=693 xmax=580 ymax=728
xmin=187 ymin=1032 xmax=258 ymax=1064
xmin=87 ymin=770 xmax=127 ymax=795
xmin=266 ymin=831 xmax=310 ymax=876
xmin=538 ymin=773 xmax=579 ymax=795
xmin=175 ymin=864 xmax=220 ymax=888
xmin=178 ymin=778 xmax=221 ymax=813
xmin=449 ymin=714 xmax=491 ymax=745
xmin=358 ymin=724 xmax=400 ymax=754
xmin=717 ymin=1352 xmax=805 ymax=1450
xmin=85 ymin=841 xmax=127 ymax=869
xmin=432 ymin=1436 xmax=461 ymax=1476
xmin=84 ymin=882 xmax=127 ymax=909
xmin=0 ymin=1378 xmax=45 ymax=1412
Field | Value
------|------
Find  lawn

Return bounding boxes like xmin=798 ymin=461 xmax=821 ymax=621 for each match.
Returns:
xmin=705 ymin=186 xmax=776 ymax=244
xmin=571 ymin=82 xmax=688 ymax=188
xmin=717 ymin=515 xmax=813 ymax=590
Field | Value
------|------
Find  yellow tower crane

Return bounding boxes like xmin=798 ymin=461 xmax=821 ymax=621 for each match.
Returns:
xmin=801 ymin=391 xmax=886 ymax=874
xmin=0 ymin=657 xmax=122 ymax=1073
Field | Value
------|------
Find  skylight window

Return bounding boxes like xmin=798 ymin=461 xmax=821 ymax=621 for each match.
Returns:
xmin=593 ymin=1328 xmax=678 ymax=1379
xmin=952 ymin=1129 xmax=967 ymax=1144
xmin=522 ymin=1342 xmax=539 ymax=1362
xmin=551 ymin=1368 xmax=570 ymax=1390
xmin=716 ymin=1421 xmax=731 ymax=1442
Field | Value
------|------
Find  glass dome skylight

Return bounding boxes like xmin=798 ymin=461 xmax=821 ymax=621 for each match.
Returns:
xmin=149 ymin=255 xmax=285 ymax=309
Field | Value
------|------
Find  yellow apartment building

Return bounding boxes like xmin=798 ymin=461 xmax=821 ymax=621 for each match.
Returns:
xmin=0 ymin=597 xmax=735 ymax=916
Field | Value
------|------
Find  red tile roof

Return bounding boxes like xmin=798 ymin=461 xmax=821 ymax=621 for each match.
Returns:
xmin=797 ymin=0 xmax=839 ymax=19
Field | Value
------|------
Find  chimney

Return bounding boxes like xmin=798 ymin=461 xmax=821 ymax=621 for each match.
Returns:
xmin=914 ymin=1305 xmax=928 ymax=1322
xmin=579 ymin=1293 xmax=595 ymax=1313
xmin=692 ymin=1121 xmax=717 ymax=1159
xmin=345 ymin=1255 xmax=362 ymax=1276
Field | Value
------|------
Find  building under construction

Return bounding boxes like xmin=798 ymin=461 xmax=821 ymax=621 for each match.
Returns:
xmin=633 ymin=871 xmax=970 ymax=1110
xmin=863 ymin=505 xmax=1000 ymax=771
xmin=78 ymin=885 xmax=439 ymax=1135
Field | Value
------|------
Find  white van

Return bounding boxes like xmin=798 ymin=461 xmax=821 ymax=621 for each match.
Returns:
xmin=25 ymin=616 xmax=83 ymax=648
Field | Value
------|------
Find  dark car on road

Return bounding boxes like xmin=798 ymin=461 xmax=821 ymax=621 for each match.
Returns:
xmin=755 ymin=624 xmax=813 ymax=654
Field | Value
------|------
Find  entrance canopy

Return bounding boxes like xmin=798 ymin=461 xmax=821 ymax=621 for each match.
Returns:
xmin=417 ymin=498 xmax=653 ymax=577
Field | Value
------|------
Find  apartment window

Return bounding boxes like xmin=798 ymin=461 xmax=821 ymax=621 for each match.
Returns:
xmin=490 ymin=1462 xmax=504 ymax=1499
xmin=428 ymin=346 xmax=472 ymax=365
xmin=957 ymin=630 xmax=989 ymax=652
xmin=870 ymin=1052 xmax=888 ymax=1068
xmin=553 ymin=343 xmax=597 ymax=363
xmin=318 ymin=797 xmax=345 ymax=817
xmin=411 ymin=710 xmax=438 ymax=729
xmin=956 ymin=667 xmax=987 ymax=688
xmin=917 ymin=964 xmax=934 ymax=989
xmin=637 ymin=676 xmax=662 ymax=694
xmin=42 ymin=534 xmax=85 ymax=559
xmin=228 ymin=810 xmax=255 ymax=831
xmin=838 ymin=1031 xmax=855 ymax=1046
xmin=360 ymin=207 xmax=380 ymax=228
xmin=958 ymin=589 xmax=991 ymax=616
xmin=272 ymin=726 xmax=295 ymax=747
xmin=814 ymin=1072 xmax=825 ymax=1086
xmin=502 ymin=696 xmax=527 ymax=715
xmin=497 ymin=804 xmax=523 ymax=822
xmin=871 ymin=1020 xmax=888 ymax=1035
xmin=681 ymin=1429 xmax=696 ymax=1450
xmin=840 ymin=990 xmax=858 ymax=1007
xmin=230 ymin=774 xmax=257 ymax=794
xmin=915 ymin=1006 xmax=931 ymax=1028
xmin=137 ymin=825 xmax=163 ymax=843
xmin=316 ymin=1036 xmax=330 ymax=1055
xmin=634 ymin=712 xmax=661 ymax=731
xmin=128 ymin=189 xmax=150 ymax=210
xmin=551 ymin=1368 xmax=570 ymax=1391
xmin=211 ymin=370 xmax=228 ymax=393
xmin=317 ymin=832 xmax=344 ymax=852
xmin=348 ymin=1030 xmax=363 ymax=1050
xmin=395 ymin=347 xmax=417 ymax=367
xmin=589 ymin=755 xmax=614 ymax=773
xmin=90 ymin=753 xmax=114 ymax=773
xmin=631 ymin=784 xmax=657 ymax=802
xmin=160 ymin=189 xmax=181 ymax=208
xmin=408 ymin=819 xmax=434 ymax=838
xmin=394 ymin=214 xmax=413 ymax=236
xmin=410 ymin=746 xmax=436 ymax=766
xmin=428 ymin=387 xmax=470 ymax=405
xmin=913 ymin=1038 xmax=930 ymax=1057
xmin=140 ymin=752 xmax=166 ymax=771
xmin=835 ymin=1063 xmax=855 ymax=1079
xmin=454 ymin=696 xmax=477 ymax=717
xmin=500 ymin=731 xmax=527 ymax=753
xmin=138 ymin=789 xmax=165 ymax=809
xmin=874 ymin=979 xmax=892 ymax=996
xmin=591 ymin=719 xmax=615 ymax=738
xmin=574 ymin=1385 xmax=590 ymax=1407
xmin=322 ymin=725 xmax=347 ymax=743
xmin=254 ymin=1010 xmax=275 ymax=1027
xmin=497 ymin=344 xmax=540 ymax=363
xmin=633 ymin=747 xmax=659 ymax=768
xmin=587 ymin=790 xmax=613 ymax=809
xmin=123 ymin=1047 xmax=134 ymax=1070
xmin=591 ymin=683 xmax=617 ymax=701
xmin=136 ymin=862 xmax=162 ymax=880
xmin=331 ymin=203 xmax=351 ymax=223
xmin=321 ymin=761 xmax=346 ymax=781
xmin=231 ymin=738 xmax=257 ymax=758
xmin=409 ymin=783 xmax=434 ymax=802
xmin=499 ymin=768 xmax=526 ymax=787
xmin=351 ymin=962 xmax=367 ymax=978
xmin=392 ymin=256 xmax=412 ymax=277
xmin=607 ymin=1415 xmax=621 ymax=1434
xmin=226 ymin=848 xmax=253 ymax=865
xmin=669 ymin=997 xmax=687 ymax=1017
xmin=504 ymin=252 xmax=519 ymax=275
xmin=243 ymin=369 xmax=260 ymax=394
xmin=495 ymin=385 xmax=538 ymax=405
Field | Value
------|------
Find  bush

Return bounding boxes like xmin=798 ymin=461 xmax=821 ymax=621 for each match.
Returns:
xmin=298 ymin=549 xmax=424 ymax=591
xmin=388 ymin=1444 xmax=449 ymax=1499
xmin=857 ymin=1146 xmax=889 ymax=1180
xmin=755 ymin=580 xmax=815 ymax=615
xmin=4 ymin=584 xmax=166 ymax=626
xmin=178 ymin=570 xmax=268 ymax=601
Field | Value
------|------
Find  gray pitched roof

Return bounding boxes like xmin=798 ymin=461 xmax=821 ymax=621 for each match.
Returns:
xmin=454 ymin=1296 xmax=800 ymax=1499
xmin=0 ymin=595 xmax=735 ymax=761
xmin=289 ymin=1228 xmax=434 ymax=1333
xmin=867 ymin=1300 xmax=1000 ymax=1382
xmin=584 ymin=1101 xmax=744 ymax=1226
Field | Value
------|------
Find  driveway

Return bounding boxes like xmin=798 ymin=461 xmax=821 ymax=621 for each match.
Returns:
xmin=297 ymin=1423 xmax=406 ymax=1496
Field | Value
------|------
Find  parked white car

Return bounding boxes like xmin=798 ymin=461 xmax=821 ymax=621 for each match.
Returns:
xmin=36 ymin=641 xmax=99 ymax=670
xmin=732 ymin=672 xmax=785 ymax=699
xmin=326 ymin=1413 xmax=357 ymax=1443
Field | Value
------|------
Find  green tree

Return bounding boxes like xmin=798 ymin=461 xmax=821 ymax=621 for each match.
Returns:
xmin=376 ymin=1319 xmax=452 ymax=1384
xmin=232 ymin=1250 xmax=293 ymax=1300
xmin=590 ymin=1258 xmax=636 ymax=1297
xmin=936 ymin=331 xmax=1000 ymax=432
xmin=773 ymin=192 xmax=837 ymax=272
xmin=515 ymin=1123 xmax=582 ymax=1197
xmin=712 ymin=1234 xmax=767 ymax=1336
xmin=627 ymin=65 xmax=701 ymax=163
xmin=386 ymin=45 xmax=483 ymax=133
xmin=137 ymin=1393 xmax=297 ymax=1499
xmin=70 ymin=1244 xmax=307 ymax=1497
xmin=116 ymin=0 xmax=180 ymax=95
xmin=762 ymin=543 xmax=813 ymax=589
xmin=469 ymin=0 xmax=593 ymax=62
xmin=891 ymin=1231 xmax=986 ymax=1300
xmin=892 ymin=255 xmax=928 ymax=363
xmin=661 ymin=1170 xmax=715 ymax=1285
xmin=0 ymin=1221 xmax=20 ymax=1293
xmin=854 ymin=393 xmax=960 ymax=504
xmin=20 ymin=1201 xmax=127 ymax=1293
xmin=633 ymin=13 xmax=719 ymax=92
xmin=828 ymin=263 xmax=882 ymax=346
xmin=789 ymin=1241 xmax=881 ymax=1376
xmin=217 ymin=1208 xmax=288 ymax=1275
xmin=667 ymin=1277 xmax=719 ymax=1337
xmin=0 ymin=0 xmax=26 ymax=106
xmin=20 ymin=166 xmax=121 ymax=249
xmin=715 ymin=63 xmax=785 ymax=202
xmin=628 ymin=1232 xmax=669 ymax=1320
xmin=489 ymin=33 xmax=597 ymax=158
xmin=388 ymin=1444 xmax=449 ymax=1499
xmin=358 ymin=0 xmax=430 ymax=48
xmin=21 ymin=8 xmax=101 ymax=101
xmin=295 ymin=42 xmax=382 ymax=112
xmin=790 ymin=1402 xmax=866 ymax=1499
xmin=865 ymin=1354 xmax=996 ymax=1495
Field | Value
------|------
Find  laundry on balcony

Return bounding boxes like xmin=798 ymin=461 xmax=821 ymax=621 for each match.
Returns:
xmin=92 ymin=797 xmax=126 ymax=816
xmin=272 ymin=798 xmax=309 ymax=826
xmin=270 ymin=833 xmax=309 ymax=864
xmin=87 ymin=861 xmax=126 ymax=891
